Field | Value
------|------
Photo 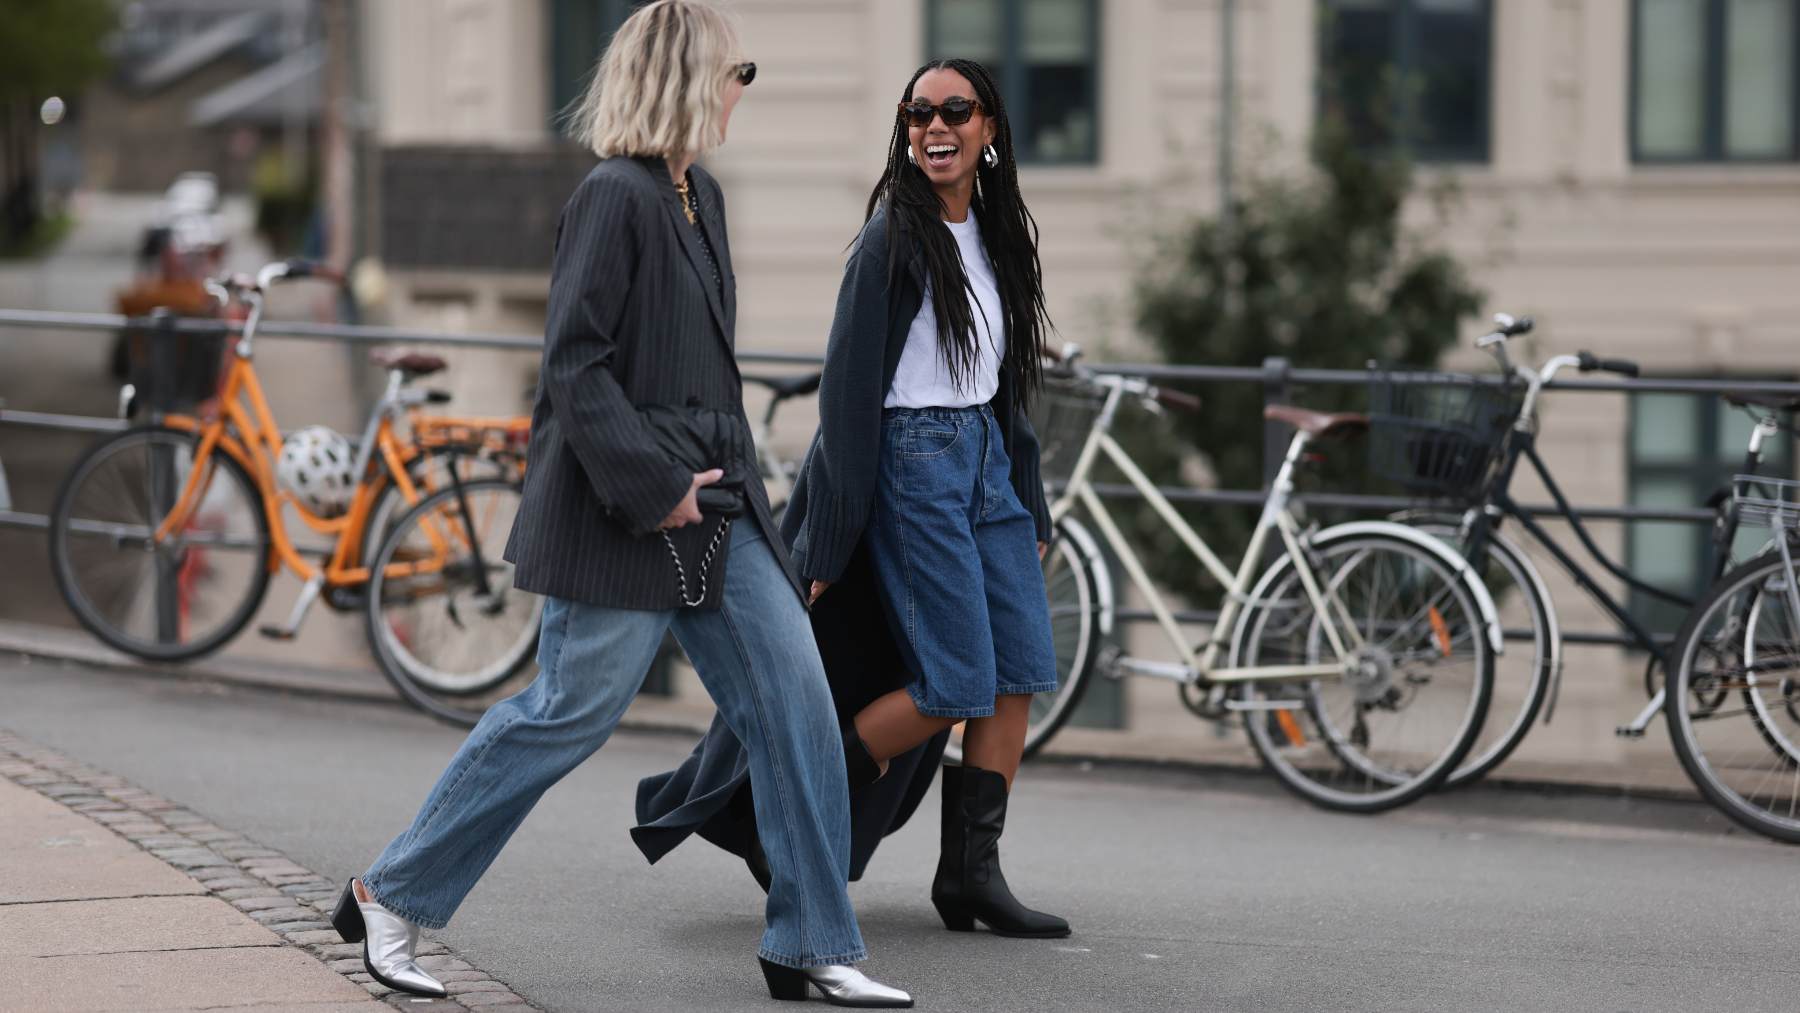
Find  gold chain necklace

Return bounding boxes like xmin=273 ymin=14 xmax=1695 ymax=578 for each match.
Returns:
xmin=675 ymin=178 xmax=697 ymax=225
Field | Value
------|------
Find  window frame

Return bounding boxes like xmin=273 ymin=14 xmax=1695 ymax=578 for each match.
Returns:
xmin=922 ymin=0 xmax=1104 ymax=167
xmin=1625 ymin=382 xmax=1797 ymax=635
xmin=547 ymin=0 xmax=649 ymax=128
xmin=1316 ymin=0 xmax=1495 ymax=164
xmin=1629 ymin=0 xmax=1800 ymax=164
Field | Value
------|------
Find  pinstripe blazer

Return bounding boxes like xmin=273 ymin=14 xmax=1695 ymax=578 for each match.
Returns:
xmin=503 ymin=155 xmax=798 ymax=610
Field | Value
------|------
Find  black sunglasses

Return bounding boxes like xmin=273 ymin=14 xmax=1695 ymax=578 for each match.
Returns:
xmin=734 ymin=62 xmax=756 ymax=86
xmin=898 ymin=96 xmax=985 ymax=128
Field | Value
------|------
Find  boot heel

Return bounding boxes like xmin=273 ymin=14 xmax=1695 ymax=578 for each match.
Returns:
xmin=331 ymin=881 xmax=366 ymax=944
xmin=932 ymin=898 xmax=976 ymax=933
xmin=759 ymin=958 xmax=809 ymax=1001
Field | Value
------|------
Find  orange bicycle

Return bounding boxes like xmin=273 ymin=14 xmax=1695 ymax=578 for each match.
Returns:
xmin=48 ymin=260 xmax=542 ymax=723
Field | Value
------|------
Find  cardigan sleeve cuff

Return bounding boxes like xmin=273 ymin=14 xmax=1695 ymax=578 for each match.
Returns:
xmin=800 ymin=492 xmax=872 ymax=584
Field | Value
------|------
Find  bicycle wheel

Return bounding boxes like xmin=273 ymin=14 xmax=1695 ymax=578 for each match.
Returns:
xmin=359 ymin=451 xmax=512 ymax=571
xmin=1407 ymin=517 xmax=1557 ymax=789
xmin=944 ymin=514 xmax=1104 ymax=764
xmin=365 ymin=478 xmax=542 ymax=725
xmin=1232 ymin=528 xmax=1493 ymax=812
xmin=1665 ymin=550 xmax=1800 ymax=843
xmin=49 ymin=426 xmax=270 ymax=661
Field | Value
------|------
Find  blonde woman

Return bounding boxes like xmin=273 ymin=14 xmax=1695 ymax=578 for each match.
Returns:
xmin=329 ymin=3 xmax=909 ymax=1006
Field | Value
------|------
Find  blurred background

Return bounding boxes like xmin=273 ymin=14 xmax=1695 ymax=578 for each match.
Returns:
xmin=1 ymin=0 xmax=1797 ymax=780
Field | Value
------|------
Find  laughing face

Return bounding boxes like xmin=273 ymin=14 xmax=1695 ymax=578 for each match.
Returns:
xmin=905 ymin=68 xmax=996 ymax=192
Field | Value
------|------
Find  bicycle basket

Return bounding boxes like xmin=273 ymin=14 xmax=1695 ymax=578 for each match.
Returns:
xmin=1028 ymin=373 xmax=1108 ymax=485
xmin=123 ymin=316 xmax=228 ymax=416
xmin=1367 ymin=370 xmax=1520 ymax=500
xmin=1732 ymin=474 xmax=1800 ymax=533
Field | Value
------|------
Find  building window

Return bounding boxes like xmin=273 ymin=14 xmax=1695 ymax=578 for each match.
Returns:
xmin=1318 ymin=0 xmax=1493 ymax=162
xmin=926 ymin=0 xmax=1100 ymax=165
xmin=1627 ymin=389 xmax=1794 ymax=635
xmin=548 ymin=0 xmax=652 ymax=124
xmin=1634 ymin=0 xmax=1799 ymax=162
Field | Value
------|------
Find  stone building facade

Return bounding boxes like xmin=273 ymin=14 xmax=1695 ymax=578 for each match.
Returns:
xmin=357 ymin=0 xmax=1800 ymax=775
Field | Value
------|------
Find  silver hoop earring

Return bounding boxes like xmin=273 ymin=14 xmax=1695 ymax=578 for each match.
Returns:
xmin=906 ymin=147 xmax=917 ymax=164
xmin=983 ymin=144 xmax=999 ymax=168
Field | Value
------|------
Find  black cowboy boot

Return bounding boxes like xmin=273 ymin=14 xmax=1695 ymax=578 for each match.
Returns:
xmin=930 ymin=764 xmax=1070 ymax=938
xmin=746 ymin=727 xmax=884 ymax=892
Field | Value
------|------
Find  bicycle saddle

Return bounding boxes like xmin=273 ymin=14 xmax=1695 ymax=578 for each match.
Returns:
xmin=744 ymin=373 xmax=822 ymax=399
xmin=1723 ymin=390 xmax=1800 ymax=413
xmin=1264 ymin=404 xmax=1369 ymax=440
xmin=370 ymin=350 xmax=448 ymax=378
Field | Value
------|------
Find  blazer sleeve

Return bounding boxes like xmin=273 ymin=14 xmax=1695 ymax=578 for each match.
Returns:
xmin=541 ymin=171 xmax=692 ymax=536
xmin=1010 ymin=403 xmax=1053 ymax=542
xmin=796 ymin=234 xmax=891 ymax=583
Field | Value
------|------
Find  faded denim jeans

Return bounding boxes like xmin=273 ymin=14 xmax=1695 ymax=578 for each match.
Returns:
xmin=363 ymin=522 xmax=866 ymax=968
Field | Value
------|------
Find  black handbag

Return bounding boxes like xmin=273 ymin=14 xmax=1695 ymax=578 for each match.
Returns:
xmin=636 ymin=402 xmax=750 ymax=516
xmin=637 ymin=402 xmax=751 ymax=605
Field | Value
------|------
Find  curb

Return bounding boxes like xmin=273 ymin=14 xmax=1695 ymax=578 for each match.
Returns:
xmin=0 ymin=727 xmax=539 ymax=1011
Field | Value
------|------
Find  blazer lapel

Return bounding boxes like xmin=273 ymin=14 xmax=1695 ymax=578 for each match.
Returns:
xmin=655 ymin=184 xmax=731 ymax=348
xmin=697 ymin=192 xmax=735 ymax=344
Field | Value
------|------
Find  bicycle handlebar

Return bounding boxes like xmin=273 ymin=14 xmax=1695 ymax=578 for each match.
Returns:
xmin=1049 ymin=360 xmax=1204 ymax=417
xmin=1474 ymin=313 xmax=1534 ymax=351
xmin=208 ymin=259 xmax=346 ymax=303
xmin=1576 ymin=351 xmax=1640 ymax=378
xmin=743 ymin=372 xmax=822 ymax=400
xmin=275 ymin=258 xmax=345 ymax=284
xmin=1152 ymin=387 xmax=1203 ymax=414
xmin=1496 ymin=314 xmax=1533 ymax=338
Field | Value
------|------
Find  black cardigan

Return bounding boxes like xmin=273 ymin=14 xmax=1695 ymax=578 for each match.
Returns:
xmin=785 ymin=204 xmax=1053 ymax=584
xmin=632 ymin=204 xmax=1052 ymax=876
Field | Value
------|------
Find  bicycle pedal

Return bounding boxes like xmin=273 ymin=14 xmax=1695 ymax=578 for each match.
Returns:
xmin=257 ymin=625 xmax=298 ymax=641
xmin=1613 ymin=725 xmax=1645 ymax=739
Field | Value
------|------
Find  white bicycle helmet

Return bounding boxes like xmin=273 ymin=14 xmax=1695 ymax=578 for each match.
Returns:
xmin=277 ymin=426 xmax=357 ymax=517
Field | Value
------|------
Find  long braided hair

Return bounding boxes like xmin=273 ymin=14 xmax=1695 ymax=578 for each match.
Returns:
xmin=864 ymin=59 xmax=1050 ymax=402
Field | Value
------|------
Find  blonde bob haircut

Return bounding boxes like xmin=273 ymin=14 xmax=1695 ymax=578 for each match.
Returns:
xmin=570 ymin=0 xmax=742 ymax=160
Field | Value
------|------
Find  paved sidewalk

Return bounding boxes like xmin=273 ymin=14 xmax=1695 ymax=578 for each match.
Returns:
xmin=0 ymin=730 xmax=533 ymax=1013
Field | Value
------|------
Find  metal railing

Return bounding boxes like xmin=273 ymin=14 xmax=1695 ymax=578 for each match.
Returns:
xmin=7 ymin=307 xmax=1799 ymax=648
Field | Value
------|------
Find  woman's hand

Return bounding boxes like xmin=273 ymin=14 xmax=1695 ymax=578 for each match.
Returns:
xmin=808 ymin=580 xmax=831 ymax=605
xmin=660 ymin=469 xmax=725 ymax=529
xmin=1038 ymin=541 xmax=1048 ymax=560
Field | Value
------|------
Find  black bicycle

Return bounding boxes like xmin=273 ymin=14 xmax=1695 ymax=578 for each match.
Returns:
xmin=1381 ymin=315 xmax=1794 ymax=796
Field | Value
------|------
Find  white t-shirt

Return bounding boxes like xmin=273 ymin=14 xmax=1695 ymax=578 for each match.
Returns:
xmin=884 ymin=212 xmax=1007 ymax=409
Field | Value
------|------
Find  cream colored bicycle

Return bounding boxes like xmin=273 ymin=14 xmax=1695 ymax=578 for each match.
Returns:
xmin=997 ymin=350 xmax=1503 ymax=812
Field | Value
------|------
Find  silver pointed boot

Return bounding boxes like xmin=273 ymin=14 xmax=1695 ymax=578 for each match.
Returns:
xmin=331 ymin=879 xmax=447 ymax=998
xmin=760 ymin=957 xmax=912 ymax=1008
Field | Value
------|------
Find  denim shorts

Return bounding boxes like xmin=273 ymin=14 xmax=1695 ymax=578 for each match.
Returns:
xmin=866 ymin=404 xmax=1059 ymax=719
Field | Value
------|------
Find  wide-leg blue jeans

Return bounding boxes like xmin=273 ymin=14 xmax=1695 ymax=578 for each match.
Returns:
xmin=362 ymin=523 xmax=866 ymax=968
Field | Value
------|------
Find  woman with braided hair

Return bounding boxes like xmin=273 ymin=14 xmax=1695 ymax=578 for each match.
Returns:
xmin=637 ymin=58 xmax=1069 ymax=940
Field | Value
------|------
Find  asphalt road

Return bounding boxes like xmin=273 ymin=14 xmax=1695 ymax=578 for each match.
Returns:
xmin=1 ymin=653 xmax=1795 ymax=1012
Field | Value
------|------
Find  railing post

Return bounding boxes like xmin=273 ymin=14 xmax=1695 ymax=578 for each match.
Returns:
xmin=1261 ymin=356 xmax=1291 ymax=489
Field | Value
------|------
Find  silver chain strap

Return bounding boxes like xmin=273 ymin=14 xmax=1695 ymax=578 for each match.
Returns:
xmin=662 ymin=518 xmax=730 ymax=607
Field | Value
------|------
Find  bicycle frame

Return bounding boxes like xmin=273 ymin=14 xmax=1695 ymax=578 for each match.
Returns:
xmin=1048 ymin=375 xmax=1354 ymax=685
xmin=143 ymin=279 xmax=511 ymax=635
xmin=1455 ymin=342 xmax=1786 ymax=736
xmin=155 ymin=350 xmax=430 ymax=590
